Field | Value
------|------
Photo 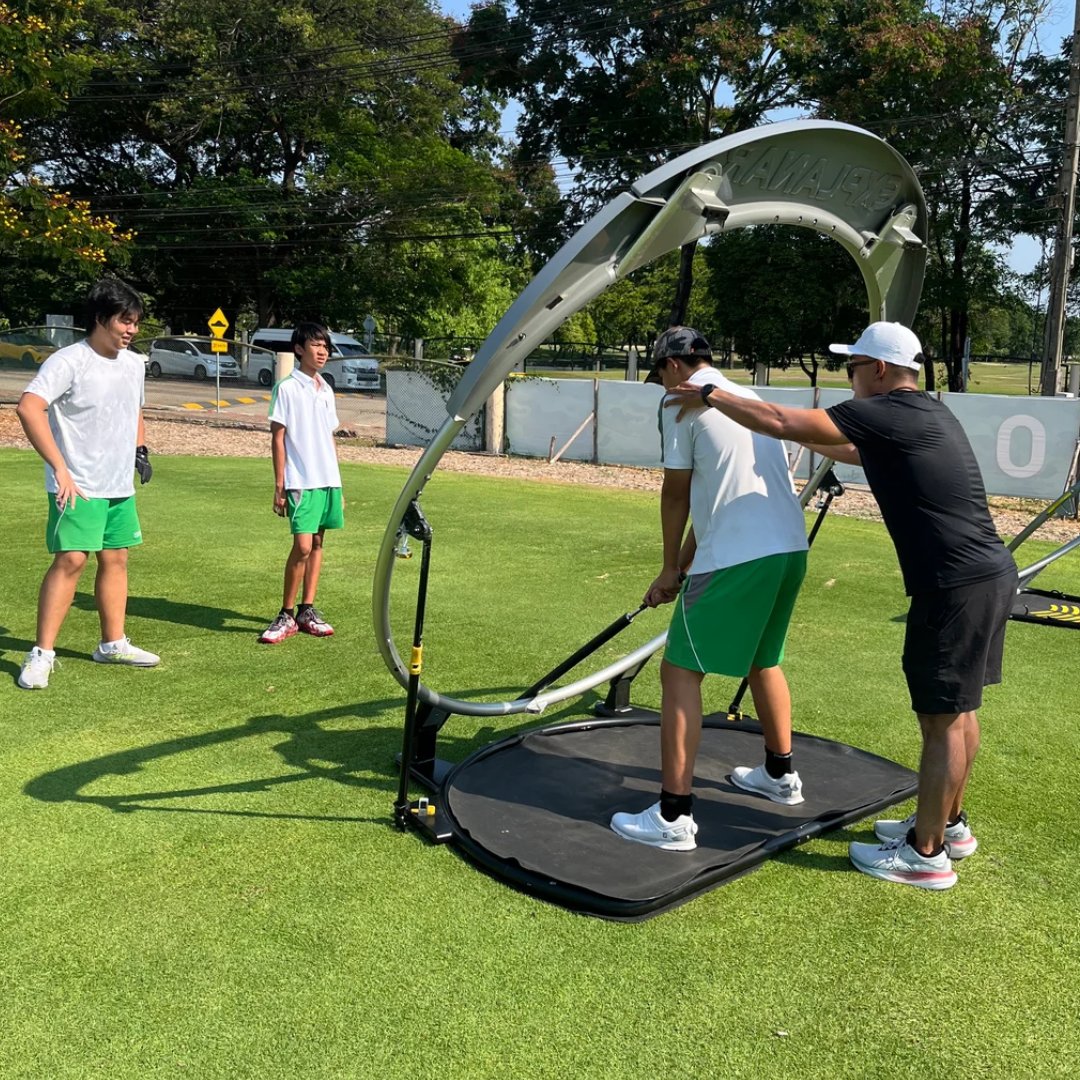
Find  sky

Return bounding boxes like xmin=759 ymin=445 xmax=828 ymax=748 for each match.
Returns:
xmin=439 ymin=0 xmax=1079 ymax=275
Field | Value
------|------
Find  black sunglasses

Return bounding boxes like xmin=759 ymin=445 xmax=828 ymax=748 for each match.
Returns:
xmin=845 ymin=358 xmax=878 ymax=379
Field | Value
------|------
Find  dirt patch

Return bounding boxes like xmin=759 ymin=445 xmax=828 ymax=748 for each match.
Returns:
xmin=2 ymin=404 xmax=1078 ymax=543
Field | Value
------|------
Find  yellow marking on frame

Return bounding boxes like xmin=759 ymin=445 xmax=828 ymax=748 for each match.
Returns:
xmin=409 ymin=645 xmax=423 ymax=675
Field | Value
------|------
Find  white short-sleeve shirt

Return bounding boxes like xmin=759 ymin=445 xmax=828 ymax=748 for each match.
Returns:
xmin=24 ymin=340 xmax=145 ymax=499
xmin=268 ymin=369 xmax=342 ymax=490
xmin=662 ymin=366 xmax=808 ymax=574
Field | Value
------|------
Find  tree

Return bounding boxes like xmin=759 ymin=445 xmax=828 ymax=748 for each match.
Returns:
xmin=805 ymin=0 xmax=1054 ymax=390
xmin=23 ymin=0 xmax=519 ymax=333
xmin=1 ymin=0 xmax=132 ymax=322
xmin=702 ymin=227 xmax=866 ymax=382
xmin=455 ymin=0 xmax=859 ymax=322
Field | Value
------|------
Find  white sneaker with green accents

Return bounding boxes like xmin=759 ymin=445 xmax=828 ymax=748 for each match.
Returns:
xmin=92 ymin=637 xmax=160 ymax=666
xmin=19 ymin=647 xmax=56 ymax=689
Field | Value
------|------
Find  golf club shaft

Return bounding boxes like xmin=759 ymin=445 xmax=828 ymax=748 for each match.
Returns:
xmin=521 ymin=603 xmax=648 ymax=700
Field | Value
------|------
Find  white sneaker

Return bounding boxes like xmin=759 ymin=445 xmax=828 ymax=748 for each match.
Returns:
xmin=730 ymin=763 xmax=804 ymax=805
xmin=874 ymin=811 xmax=978 ymax=859
xmin=610 ymin=801 xmax=698 ymax=851
xmin=19 ymin=647 xmax=56 ymax=689
xmin=849 ymin=836 xmax=957 ymax=890
xmin=872 ymin=812 xmax=976 ymax=859
xmin=92 ymin=637 xmax=160 ymax=667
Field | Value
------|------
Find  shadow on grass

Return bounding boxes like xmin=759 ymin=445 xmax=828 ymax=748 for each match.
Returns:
xmin=22 ymin=688 xmax=596 ymax=826
xmin=774 ymin=825 xmax=877 ymax=874
xmin=0 ymin=628 xmax=89 ymax=682
xmin=72 ymin=592 xmax=266 ymax=633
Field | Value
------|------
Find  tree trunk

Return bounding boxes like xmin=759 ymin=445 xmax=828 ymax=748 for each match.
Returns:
xmin=668 ymin=241 xmax=697 ymax=326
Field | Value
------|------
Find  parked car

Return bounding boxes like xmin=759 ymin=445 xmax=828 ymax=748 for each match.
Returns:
xmin=147 ymin=337 xmax=240 ymax=380
xmin=0 ymin=328 xmax=58 ymax=367
xmin=247 ymin=328 xmax=381 ymax=391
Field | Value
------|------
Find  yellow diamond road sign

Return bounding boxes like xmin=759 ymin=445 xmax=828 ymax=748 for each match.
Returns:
xmin=208 ymin=308 xmax=229 ymax=338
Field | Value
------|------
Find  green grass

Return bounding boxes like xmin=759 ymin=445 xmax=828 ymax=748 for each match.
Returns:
xmin=1 ymin=449 xmax=1078 ymax=1078
xmin=528 ymin=361 xmax=1039 ymax=394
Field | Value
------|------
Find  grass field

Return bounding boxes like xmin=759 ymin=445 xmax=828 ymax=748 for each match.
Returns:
xmin=539 ymin=360 xmax=1041 ymax=395
xmin=1 ymin=449 xmax=1078 ymax=1078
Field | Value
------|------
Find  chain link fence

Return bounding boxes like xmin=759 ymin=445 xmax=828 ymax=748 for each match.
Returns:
xmin=384 ymin=360 xmax=485 ymax=451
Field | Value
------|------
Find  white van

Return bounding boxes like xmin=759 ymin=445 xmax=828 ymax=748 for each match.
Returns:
xmin=247 ymin=328 xmax=381 ymax=392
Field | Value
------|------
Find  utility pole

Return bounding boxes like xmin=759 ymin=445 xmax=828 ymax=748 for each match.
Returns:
xmin=1041 ymin=0 xmax=1080 ymax=396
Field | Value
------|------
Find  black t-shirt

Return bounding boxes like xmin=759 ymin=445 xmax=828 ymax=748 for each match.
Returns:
xmin=827 ymin=391 xmax=1016 ymax=594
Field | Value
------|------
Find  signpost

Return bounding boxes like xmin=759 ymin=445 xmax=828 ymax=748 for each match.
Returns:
xmin=208 ymin=308 xmax=229 ymax=411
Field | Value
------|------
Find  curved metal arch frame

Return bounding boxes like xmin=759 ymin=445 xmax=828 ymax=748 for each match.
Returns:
xmin=373 ymin=120 xmax=927 ymax=717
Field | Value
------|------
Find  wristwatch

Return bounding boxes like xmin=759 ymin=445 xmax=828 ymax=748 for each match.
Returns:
xmin=700 ymin=383 xmax=717 ymax=406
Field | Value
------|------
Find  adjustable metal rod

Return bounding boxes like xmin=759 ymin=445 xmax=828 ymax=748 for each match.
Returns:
xmin=394 ymin=501 xmax=434 ymax=830
xmin=521 ymin=603 xmax=648 ymax=701
xmin=1008 ymin=477 xmax=1080 ymax=553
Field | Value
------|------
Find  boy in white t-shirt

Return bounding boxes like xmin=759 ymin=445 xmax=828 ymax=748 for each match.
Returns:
xmin=16 ymin=278 xmax=159 ymax=690
xmin=259 ymin=322 xmax=344 ymax=644
xmin=611 ymin=327 xmax=809 ymax=851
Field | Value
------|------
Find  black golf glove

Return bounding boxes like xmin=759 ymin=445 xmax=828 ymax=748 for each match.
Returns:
xmin=135 ymin=445 xmax=153 ymax=485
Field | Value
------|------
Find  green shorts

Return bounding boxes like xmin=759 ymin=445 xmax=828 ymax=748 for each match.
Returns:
xmin=286 ymin=486 xmax=344 ymax=535
xmin=665 ymin=550 xmax=807 ymax=676
xmin=46 ymin=494 xmax=143 ymax=553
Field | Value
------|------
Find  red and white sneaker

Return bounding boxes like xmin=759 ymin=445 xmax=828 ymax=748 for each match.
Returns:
xmin=849 ymin=836 xmax=957 ymax=890
xmin=259 ymin=611 xmax=298 ymax=644
xmin=874 ymin=811 xmax=977 ymax=859
xmin=296 ymin=607 xmax=334 ymax=637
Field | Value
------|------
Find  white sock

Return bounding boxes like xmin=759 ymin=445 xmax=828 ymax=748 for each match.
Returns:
xmin=34 ymin=646 xmax=56 ymax=659
xmin=100 ymin=637 xmax=127 ymax=650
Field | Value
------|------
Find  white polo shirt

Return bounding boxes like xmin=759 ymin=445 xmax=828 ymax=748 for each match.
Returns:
xmin=661 ymin=366 xmax=807 ymax=574
xmin=24 ymin=340 xmax=145 ymax=499
xmin=268 ymin=368 xmax=342 ymax=490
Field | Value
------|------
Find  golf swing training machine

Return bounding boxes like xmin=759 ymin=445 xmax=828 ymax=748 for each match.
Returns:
xmin=1008 ymin=476 xmax=1080 ymax=630
xmin=375 ymin=121 xmax=928 ymax=918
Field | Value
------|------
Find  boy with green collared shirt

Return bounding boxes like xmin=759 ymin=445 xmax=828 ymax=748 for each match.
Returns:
xmin=259 ymin=322 xmax=344 ymax=644
xmin=16 ymin=277 xmax=159 ymax=690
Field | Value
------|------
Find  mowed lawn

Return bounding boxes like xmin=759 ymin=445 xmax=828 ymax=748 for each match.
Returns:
xmin=1 ymin=448 xmax=1078 ymax=1079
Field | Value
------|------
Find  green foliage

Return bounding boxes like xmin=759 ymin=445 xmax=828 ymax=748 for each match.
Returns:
xmin=19 ymin=0 xmax=517 ymax=335
xmin=702 ymin=227 xmax=866 ymax=374
xmin=0 ymin=0 xmax=132 ymax=305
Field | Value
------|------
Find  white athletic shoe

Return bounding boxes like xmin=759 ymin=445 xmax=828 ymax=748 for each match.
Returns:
xmin=849 ymin=836 xmax=957 ymax=890
xmin=730 ymin=763 xmax=805 ymax=805
xmin=19 ymin=647 xmax=56 ymax=689
xmin=874 ymin=811 xmax=978 ymax=859
xmin=92 ymin=637 xmax=160 ymax=667
xmin=610 ymin=801 xmax=698 ymax=851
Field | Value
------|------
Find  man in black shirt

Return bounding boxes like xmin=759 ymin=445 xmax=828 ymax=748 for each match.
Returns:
xmin=665 ymin=321 xmax=1017 ymax=891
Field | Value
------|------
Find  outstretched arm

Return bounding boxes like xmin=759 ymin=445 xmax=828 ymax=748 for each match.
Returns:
xmin=667 ymin=383 xmax=849 ymax=445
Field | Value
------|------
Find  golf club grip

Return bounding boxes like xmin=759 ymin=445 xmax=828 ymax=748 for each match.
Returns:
xmin=521 ymin=605 xmax=647 ymax=700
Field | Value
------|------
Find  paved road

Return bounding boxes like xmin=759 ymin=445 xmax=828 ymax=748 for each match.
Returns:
xmin=0 ymin=369 xmax=387 ymax=435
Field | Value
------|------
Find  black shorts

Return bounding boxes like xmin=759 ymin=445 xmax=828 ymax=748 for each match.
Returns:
xmin=902 ymin=570 xmax=1018 ymax=715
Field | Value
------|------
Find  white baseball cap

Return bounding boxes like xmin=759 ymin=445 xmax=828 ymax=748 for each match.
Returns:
xmin=829 ymin=322 xmax=924 ymax=371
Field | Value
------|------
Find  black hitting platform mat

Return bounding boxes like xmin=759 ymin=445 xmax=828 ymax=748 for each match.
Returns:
xmin=1011 ymin=588 xmax=1080 ymax=629
xmin=440 ymin=711 xmax=917 ymax=920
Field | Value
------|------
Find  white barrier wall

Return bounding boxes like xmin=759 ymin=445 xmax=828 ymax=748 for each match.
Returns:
xmin=597 ymin=381 xmax=664 ymax=466
xmin=939 ymin=393 xmax=1080 ymax=500
xmin=502 ymin=377 xmax=1080 ymax=499
xmin=505 ymin=377 xmax=596 ymax=461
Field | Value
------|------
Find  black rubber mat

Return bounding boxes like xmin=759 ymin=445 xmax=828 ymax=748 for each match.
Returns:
xmin=1011 ymin=588 xmax=1080 ymax=629
xmin=443 ymin=712 xmax=917 ymax=920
